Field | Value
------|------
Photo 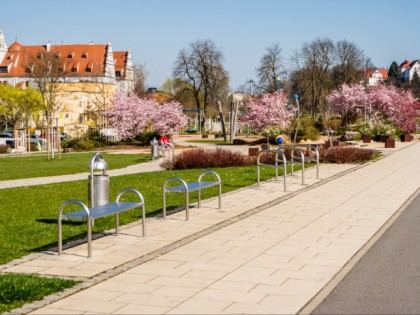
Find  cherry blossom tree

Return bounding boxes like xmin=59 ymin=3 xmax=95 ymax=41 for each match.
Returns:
xmin=327 ymin=83 xmax=419 ymax=132
xmin=104 ymin=92 xmax=187 ymax=139
xmin=247 ymin=92 xmax=295 ymax=133
xmin=369 ymin=84 xmax=418 ymax=132
xmin=151 ymin=101 xmax=188 ymax=136
xmin=326 ymin=83 xmax=369 ymax=126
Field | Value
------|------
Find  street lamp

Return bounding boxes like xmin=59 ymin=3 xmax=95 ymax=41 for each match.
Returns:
xmin=249 ymin=80 xmax=254 ymax=96
xmin=276 ymin=77 xmax=281 ymax=93
xmin=293 ymin=94 xmax=301 ymax=145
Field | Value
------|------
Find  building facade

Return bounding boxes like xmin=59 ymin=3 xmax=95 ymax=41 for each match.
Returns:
xmin=0 ymin=29 xmax=133 ymax=135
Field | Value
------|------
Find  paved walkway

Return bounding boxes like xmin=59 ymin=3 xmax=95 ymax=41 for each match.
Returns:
xmin=1 ymin=140 xmax=418 ymax=314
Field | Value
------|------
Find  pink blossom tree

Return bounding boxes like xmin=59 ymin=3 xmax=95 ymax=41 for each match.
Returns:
xmin=369 ymin=84 xmax=418 ymax=132
xmin=327 ymin=83 xmax=419 ymax=133
xmin=105 ymin=92 xmax=187 ymax=139
xmin=151 ymin=101 xmax=188 ymax=136
xmin=326 ymin=83 xmax=369 ymax=126
xmin=247 ymin=92 xmax=296 ymax=133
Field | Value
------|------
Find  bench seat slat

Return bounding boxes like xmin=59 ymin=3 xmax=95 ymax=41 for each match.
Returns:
xmin=62 ymin=201 xmax=142 ymax=220
xmin=165 ymin=181 xmax=219 ymax=193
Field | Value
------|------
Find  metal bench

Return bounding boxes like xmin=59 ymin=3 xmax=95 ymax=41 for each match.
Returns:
xmin=163 ymin=170 xmax=222 ymax=220
xmin=58 ymin=188 xmax=146 ymax=258
xmin=257 ymin=149 xmax=288 ymax=191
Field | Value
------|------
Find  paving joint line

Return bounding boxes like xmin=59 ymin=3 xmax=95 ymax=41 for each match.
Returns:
xmin=9 ymin=162 xmax=368 ymax=315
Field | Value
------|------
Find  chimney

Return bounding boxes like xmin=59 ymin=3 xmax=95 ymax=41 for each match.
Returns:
xmin=46 ymin=40 xmax=51 ymax=52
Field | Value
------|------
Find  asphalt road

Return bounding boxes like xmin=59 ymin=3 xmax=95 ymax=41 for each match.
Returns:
xmin=312 ymin=190 xmax=420 ymax=314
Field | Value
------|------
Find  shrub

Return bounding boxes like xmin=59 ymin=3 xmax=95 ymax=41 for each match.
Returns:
xmin=0 ymin=145 xmax=9 ymax=154
xmin=134 ymin=131 xmax=160 ymax=145
xmin=319 ymin=146 xmax=375 ymax=164
xmin=161 ymin=148 xmax=255 ymax=170
xmin=61 ymin=138 xmax=100 ymax=151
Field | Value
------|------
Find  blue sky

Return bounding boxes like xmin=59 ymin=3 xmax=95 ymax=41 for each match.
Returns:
xmin=1 ymin=0 xmax=419 ymax=90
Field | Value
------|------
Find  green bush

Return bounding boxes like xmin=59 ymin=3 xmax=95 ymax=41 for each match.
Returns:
xmin=61 ymin=138 xmax=101 ymax=151
xmin=134 ymin=131 xmax=160 ymax=145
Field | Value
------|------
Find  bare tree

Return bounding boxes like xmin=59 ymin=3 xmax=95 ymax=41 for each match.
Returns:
xmin=173 ymin=39 xmax=230 ymax=116
xmin=291 ymin=38 xmax=335 ymax=115
xmin=132 ymin=63 xmax=148 ymax=97
xmin=331 ymin=39 xmax=365 ymax=86
xmin=256 ymin=43 xmax=285 ymax=93
xmin=25 ymin=49 xmax=66 ymax=123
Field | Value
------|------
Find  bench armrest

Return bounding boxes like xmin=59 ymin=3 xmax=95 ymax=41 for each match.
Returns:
xmin=198 ymin=170 xmax=221 ymax=184
xmin=116 ymin=187 xmax=145 ymax=204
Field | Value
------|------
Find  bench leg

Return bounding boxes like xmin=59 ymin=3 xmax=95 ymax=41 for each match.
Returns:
xmin=142 ymin=204 xmax=146 ymax=237
xmin=218 ymin=183 xmax=222 ymax=209
xmin=58 ymin=218 xmax=63 ymax=255
xmin=163 ymin=189 xmax=167 ymax=219
xmin=87 ymin=217 xmax=93 ymax=258
xmin=115 ymin=212 xmax=119 ymax=235
xmin=198 ymin=189 xmax=201 ymax=208
xmin=186 ymin=190 xmax=189 ymax=221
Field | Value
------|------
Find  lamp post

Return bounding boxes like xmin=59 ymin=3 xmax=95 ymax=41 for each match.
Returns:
xmin=249 ymin=80 xmax=254 ymax=96
xmin=276 ymin=77 xmax=281 ymax=93
xmin=293 ymin=94 xmax=301 ymax=145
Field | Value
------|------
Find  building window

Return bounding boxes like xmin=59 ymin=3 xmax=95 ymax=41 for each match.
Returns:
xmin=67 ymin=53 xmax=74 ymax=58
xmin=71 ymin=67 xmax=77 ymax=72
xmin=82 ymin=52 xmax=87 ymax=58
xmin=0 ymin=67 xmax=8 ymax=73
xmin=86 ymin=67 xmax=92 ymax=72
xmin=115 ymin=71 xmax=121 ymax=77
xmin=6 ymin=56 xmax=11 ymax=60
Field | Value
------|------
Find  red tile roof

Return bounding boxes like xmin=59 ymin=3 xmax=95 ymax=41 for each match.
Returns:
xmin=0 ymin=41 xmax=128 ymax=78
xmin=365 ymin=68 xmax=388 ymax=79
xmin=400 ymin=60 xmax=411 ymax=69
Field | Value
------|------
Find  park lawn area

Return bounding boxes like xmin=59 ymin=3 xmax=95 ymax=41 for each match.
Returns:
xmin=0 ymin=152 xmax=151 ymax=181
xmin=0 ymin=273 xmax=80 ymax=314
xmin=0 ymin=165 xmax=294 ymax=265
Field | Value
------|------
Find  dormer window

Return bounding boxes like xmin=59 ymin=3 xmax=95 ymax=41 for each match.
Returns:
xmin=115 ymin=71 xmax=121 ymax=77
xmin=82 ymin=52 xmax=87 ymax=58
xmin=71 ymin=67 xmax=77 ymax=73
xmin=67 ymin=52 xmax=74 ymax=59
xmin=6 ymin=55 xmax=12 ymax=60
xmin=0 ymin=67 xmax=8 ymax=73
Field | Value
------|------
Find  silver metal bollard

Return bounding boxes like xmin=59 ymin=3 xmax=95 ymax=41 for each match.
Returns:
xmin=151 ymin=137 xmax=159 ymax=160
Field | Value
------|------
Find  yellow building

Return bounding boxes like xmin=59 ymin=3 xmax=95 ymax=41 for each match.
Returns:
xmin=0 ymin=29 xmax=133 ymax=136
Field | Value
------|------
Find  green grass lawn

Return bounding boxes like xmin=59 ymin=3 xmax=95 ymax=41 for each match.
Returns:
xmin=0 ymin=152 xmax=151 ymax=181
xmin=0 ymin=273 xmax=79 ymax=314
xmin=0 ymin=165 xmax=295 ymax=265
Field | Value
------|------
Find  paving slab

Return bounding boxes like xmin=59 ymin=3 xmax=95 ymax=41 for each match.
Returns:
xmin=2 ymin=140 xmax=419 ymax=314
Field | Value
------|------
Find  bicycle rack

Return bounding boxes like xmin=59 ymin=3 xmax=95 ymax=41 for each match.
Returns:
xmin=257 ymin=149 xmax=288 ymax=191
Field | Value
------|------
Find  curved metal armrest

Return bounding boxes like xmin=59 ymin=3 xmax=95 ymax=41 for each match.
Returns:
xmin=116 ymin=187 xmax=145 ymax=204
xmin=58 ymin=199 xmax=90 ymax=256
xmin=163 ymin=176 xmax=189 ymax=191
xmin=198 ymin=170 xmax=221 ymax=184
